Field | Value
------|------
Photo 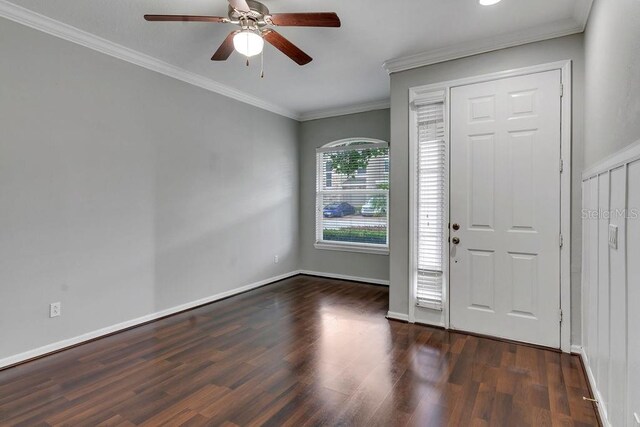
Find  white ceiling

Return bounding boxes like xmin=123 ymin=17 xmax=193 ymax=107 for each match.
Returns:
xmin=2 ymin=0 xmax=591 ymax=119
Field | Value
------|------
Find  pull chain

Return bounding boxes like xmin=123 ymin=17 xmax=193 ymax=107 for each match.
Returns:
xmin=260 ymin=48 xmax=264 ymax=78
xmin=246 ymin=34 xmax=250 ymax=66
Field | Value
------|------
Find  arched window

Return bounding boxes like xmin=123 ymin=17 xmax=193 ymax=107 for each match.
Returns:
xmin=315 ymin=138 xmax=390 ymax=254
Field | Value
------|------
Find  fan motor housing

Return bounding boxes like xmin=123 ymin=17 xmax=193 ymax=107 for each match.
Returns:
xmin=228 ymin=0 xmax=270 ymax=25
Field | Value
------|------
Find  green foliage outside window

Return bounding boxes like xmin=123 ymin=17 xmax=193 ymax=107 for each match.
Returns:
xmin=328 ymin=147 xmax=389 ymax=178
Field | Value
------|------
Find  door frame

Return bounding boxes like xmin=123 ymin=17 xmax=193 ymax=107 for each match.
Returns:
xmin=408 ymin=60 xmax=572 ymax=352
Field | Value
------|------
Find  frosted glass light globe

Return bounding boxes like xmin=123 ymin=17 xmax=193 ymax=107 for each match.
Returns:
xmin=233 ymin=31 xmax=264 ymax=57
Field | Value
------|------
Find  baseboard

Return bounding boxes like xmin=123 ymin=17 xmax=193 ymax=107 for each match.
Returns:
xmin=0 ymin=270 xmax=388 ymax=369
xmin=573 ymin=346 xmax=611 ymax=427
xmin=0 ymin=270 xmax=299 ymax=370
xmin=570 ymin=344 xmax=583 ymax=354
xmin=386 ymin=311 xmax=409 ymax=322
xmin=298 ymin=270 xmax=390 ymax=286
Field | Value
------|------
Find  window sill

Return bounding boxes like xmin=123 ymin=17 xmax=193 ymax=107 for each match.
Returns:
xmin=314 ymin=242 xmax=390 ymax=255
xmin=416 ymin=302 xmax=443 ymax=311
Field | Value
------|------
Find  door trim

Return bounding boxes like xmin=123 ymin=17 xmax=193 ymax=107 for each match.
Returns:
xmin=408 ymin=60 xmax=572 ymax=353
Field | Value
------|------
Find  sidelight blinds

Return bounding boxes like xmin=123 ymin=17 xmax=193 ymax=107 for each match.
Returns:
xmin=415 ymin=101 xmax=446 ymax=310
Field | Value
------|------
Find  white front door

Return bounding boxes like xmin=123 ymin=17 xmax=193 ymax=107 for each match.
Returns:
xmin=449 ymin=70 xmax=562 ymax=348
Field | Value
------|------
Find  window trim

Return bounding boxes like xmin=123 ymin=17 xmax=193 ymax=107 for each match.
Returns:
xmin=316 ymin=139 xmax=388 ymax=153
xmin=314 ymin=242 xmax=390 ymax=255
xmin=315 ymin=138 xmax=390 ymax=255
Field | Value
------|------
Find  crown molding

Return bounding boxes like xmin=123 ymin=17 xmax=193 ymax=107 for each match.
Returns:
xmin=0 ymin=0 xmax=299 ymax=120
xmin=299 ymin=99 xmax=390 ymax=122
xmin=382 ymin=17 xmax=585 ymax=74
xmin=573 ymin=0 xmax=595 ymax=31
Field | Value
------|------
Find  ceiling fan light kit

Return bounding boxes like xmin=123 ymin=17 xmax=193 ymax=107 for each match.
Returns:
xmin=233 ymin=30 xmax=264 ymax=57
xmin=144 ymin=0 xmax=341 ymax=75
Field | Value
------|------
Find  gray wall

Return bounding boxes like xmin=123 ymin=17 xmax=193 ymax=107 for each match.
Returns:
xmin=388 ymin=34 xmax=585 ymax=343
xmin=0 ymin=19 xmax=299 ymax=360
xmin=299 ymin=110 xmax=390 ymax=281
xmin=584 ymin=0 xmax=640 ymax=167
xmin=581 ymin=2 xmax=640 ymax=423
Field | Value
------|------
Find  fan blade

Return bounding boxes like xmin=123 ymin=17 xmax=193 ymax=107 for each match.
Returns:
xmin=144 ymin=15 xmax=227 ymax=23
xmin=212 ymin=31 xmax=238 ymax=61
xmin=228 ymin=0 xmax=251 ymax=13
xmin=263 ymin=29 xmax=312 ymax=66
xmin=269 ymin=12 xmax=341 ymax=27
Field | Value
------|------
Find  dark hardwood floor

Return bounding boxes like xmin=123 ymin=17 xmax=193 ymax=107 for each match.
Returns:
xmin=0 ymin=275 xmax=598 ymax=426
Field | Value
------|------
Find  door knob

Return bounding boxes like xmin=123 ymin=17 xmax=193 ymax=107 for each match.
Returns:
xmin=452 ymin=237 xmax=460 ymax=245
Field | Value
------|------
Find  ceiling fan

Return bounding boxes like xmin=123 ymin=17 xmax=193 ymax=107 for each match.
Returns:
xmin=144 ymin=0 xmax=341 ymax=67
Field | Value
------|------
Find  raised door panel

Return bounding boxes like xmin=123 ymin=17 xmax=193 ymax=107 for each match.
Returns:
xmin=507 ymin=252 xmax=539 ymax=319
xmin=507 ymin=131 xmax=536 ymax=231
xmin=469 ymin=95 xmax=496 ymax=122
xmin=508 ymin=89 xmax=536 ymax=115
xmin=468 ymin=134 xmax=496 ymax=230
xmin=468 ymin=249 xmax=496 ymax=312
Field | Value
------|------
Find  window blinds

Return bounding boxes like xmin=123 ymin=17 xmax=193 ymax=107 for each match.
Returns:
xmin=316 ymin=142 xmax=389 ymax=248
xmin=416 ymin=101 xmax=445 ymax=310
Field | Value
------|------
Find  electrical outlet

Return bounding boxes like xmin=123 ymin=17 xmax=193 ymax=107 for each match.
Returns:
xmin=50 ymin=302 xmax=61 ymax=318
xmin=274 ymin=255 xmax=279 ymax=264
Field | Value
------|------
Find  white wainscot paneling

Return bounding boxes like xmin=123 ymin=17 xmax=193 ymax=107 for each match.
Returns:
xmin=626 ymin=160 xmax=640 ymax=427
xmin=580 ymin=142 xmax=640 ymax=427
xmin=608 ymin=166 xmax=627 ymax=427
xmin=596 ymin=172 xmax=610 ymax=410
